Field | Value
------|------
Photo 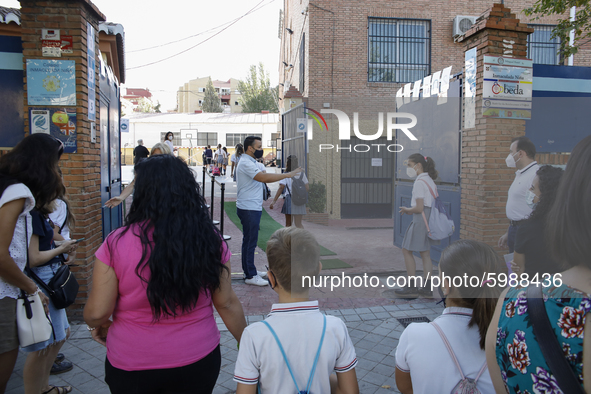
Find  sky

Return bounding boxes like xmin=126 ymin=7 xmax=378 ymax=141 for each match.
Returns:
xmin=1 ymin=0 xmax=282 ymax=111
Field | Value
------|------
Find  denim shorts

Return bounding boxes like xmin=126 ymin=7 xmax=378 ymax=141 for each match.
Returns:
xmin=21 ymin=262 xmax=70 ymax=352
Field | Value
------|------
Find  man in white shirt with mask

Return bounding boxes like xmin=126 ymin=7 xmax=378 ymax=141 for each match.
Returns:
xmin=498 ymin=136 xmax=539 ymax=252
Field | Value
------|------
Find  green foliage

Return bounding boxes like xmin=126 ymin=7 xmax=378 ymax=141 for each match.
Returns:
xmin=238 ymin=63 xmax=279 ymax=113
xmin=524 ymin=0 xmax=591 ymax=58
xmin=202 ymin=78 xmax=223 ymax=113
xmin=307 ymin=180 xmax=327 ymax=213
xmin=154 ymin=101 xmax=161 ymax=113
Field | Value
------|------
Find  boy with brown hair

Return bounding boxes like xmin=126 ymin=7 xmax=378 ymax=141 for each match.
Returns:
xmin=234 ymin=227 xmax=359 ymax=394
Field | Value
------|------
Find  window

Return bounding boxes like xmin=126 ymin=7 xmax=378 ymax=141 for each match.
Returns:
xmin=198 ymin=87 xmax=205 ymax=93
xmin=198 ymin=100 xmax=203 ymax=106
xmin=235 ymin=101 xmax=239 ymax=106
xmin=160 ymin=132 xmax=181 ymax=145
xmin=368 ymin=18 xmax=431 ymax=83
xmin=226 ymin=133 xmax=262 ymax=147
xmin=197 ymin=132 xmax=217 ymax=147
xmin=527 ymin=25 xmax=561 ymax=65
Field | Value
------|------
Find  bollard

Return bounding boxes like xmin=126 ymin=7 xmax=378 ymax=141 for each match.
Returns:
xmin=220 ymin=182 xmax=231 ymax=240
xmin=210 ymin=174 xmax=215 ymax=219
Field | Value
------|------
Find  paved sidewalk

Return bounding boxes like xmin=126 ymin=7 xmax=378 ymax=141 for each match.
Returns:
xmin=7 ymin=301 xmax=444 ymax=394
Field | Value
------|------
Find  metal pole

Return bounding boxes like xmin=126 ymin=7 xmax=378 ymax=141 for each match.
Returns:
xmin=202 ymin=165 xmax=206 ymax=193
xmin=220 ymin=182 xmax=225 ymax=234
xmin=210 ymin=175 xmax=215 ymax=219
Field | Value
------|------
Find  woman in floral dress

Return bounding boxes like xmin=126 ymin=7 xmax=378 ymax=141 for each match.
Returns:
xmin=485 ymin=135 xmax=591 ymax=394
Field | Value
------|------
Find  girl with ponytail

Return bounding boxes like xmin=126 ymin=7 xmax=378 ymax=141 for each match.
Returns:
xmin=395 ymin=240 xmax=503 ymax=394
xmin=395 ymin=153 xmax=440 ymax=297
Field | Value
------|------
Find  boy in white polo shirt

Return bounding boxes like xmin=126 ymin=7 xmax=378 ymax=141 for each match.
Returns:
xmin=234 ymin=227 xmax=359 ymax=394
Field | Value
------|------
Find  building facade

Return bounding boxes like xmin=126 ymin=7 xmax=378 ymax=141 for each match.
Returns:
xmin=177 ymin=77 xmax=243 ymax=113
xmin=279 ymin=0 xmax=591 ymax=220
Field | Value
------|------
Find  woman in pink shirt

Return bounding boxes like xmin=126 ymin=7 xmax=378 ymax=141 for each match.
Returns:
xmin=84 ymin=155 xmax=247 ymax=394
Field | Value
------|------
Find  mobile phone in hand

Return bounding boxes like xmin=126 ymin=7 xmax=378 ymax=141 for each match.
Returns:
xmin=73 ymin=238 xmax=86 ymax=243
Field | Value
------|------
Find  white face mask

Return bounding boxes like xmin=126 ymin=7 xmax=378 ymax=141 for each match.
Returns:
xmin=406 ymin=164 xmax=418 ymax=178
xmin=525 ymin=190 xmax=538 ymax=209
xmin=168 ymin=135 xmax=173 ymax=140
xmin=505 ymin=151 xmax=520 ymax=168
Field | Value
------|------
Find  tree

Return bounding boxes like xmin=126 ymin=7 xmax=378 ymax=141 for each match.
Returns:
xmin=154 ymin=101 xmax=162 ymax=113
xmin=202 ymin=78 xmax=223 ymax=113
xmin=136 ymin=97 xmax=155 ymax=113
xmin=524 ymin=0 xmax=591 ymax=58
xmin=238 ymin=63 xmax=279 ymax=113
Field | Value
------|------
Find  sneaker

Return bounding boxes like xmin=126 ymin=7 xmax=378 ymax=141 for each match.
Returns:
xmin=394 ymin=286 xmax=418 ymax=297
xmin=243 ymin=271 xmax=268 ymax=279
xmin=245 ymin=275 xmax=269 ymax=286
xmin=418 ymin=286 xmax=433 ymax=297
xmin=50 ymin=360 xmax=73 ymax=375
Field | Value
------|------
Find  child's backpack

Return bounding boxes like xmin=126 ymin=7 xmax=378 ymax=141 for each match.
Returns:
xmin=431 ymin=322 xmax=487 ymax=394
xmin=290 ymin=172 xmax=308 ymax=206
xmin=419 ymin=179 xmax=455 ymax=240
xmin=211 ymin=166 xmax=221 ymax=176
xmin=259 ymin=315 xmax=326 ymax=394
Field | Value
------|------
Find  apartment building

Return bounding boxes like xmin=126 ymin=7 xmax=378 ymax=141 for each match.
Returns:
xmin=177 ymin=77 xmax=243 ymax=113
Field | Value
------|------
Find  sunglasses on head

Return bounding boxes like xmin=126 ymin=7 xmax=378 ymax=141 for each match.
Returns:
xmin=53 ymin=137 xmax=64 ymax=157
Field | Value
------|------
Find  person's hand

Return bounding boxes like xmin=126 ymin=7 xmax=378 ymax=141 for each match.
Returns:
xmin=55 ymin=239 xmax=77 ymax=254
xmin=510 ymin=261 xmax=522 ymax=275
xmin=91 ymin=320 xmax=112 ymax=346
xmin=498 ymin=232 xmax=508 ymax=249
xmin=270 ymin=202 xmax=275 ymax=210
xmin=65 ymin=250 xmax=77 ymax=264
xmin=39 ymin=292 xmax=50 ymax=314
xmin=290 ymin=167 xmax=303 ymax=177
xmin=104 ymin=196 xmax=123 ymax=208
xmin=399 ymin=206 xmax=411 ymax=215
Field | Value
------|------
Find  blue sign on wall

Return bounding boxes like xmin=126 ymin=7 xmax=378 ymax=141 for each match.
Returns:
xmin=0 ymin=35 xmax=24 ymax=148
xmin=26 ymin=59 xmax=76 ymax=106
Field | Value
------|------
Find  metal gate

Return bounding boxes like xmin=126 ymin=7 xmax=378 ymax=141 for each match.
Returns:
xmin=99 ymin=59 xmax=122 ymax=238
xmin=281 ymin=104 xmax=307 ymax=172
xmin=393 ymin=79 xmax=462 ymax=262
xmin=341 ymin=137 xmax=393 ymax=218
xmin=0 ymin=35 xmax=24 ymax=147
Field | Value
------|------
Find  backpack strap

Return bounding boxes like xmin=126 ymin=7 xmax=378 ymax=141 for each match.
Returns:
xmin=419 ymin=179 xmax=438 ymax=199
xmin=261 ymin=314 xmax=327 ymax=394
xmin=431 ymin=322 xmax=487 ymax=383
xmin=431 ymin=322 xmax=465 ymax=380
xmin=421 ymin=211 xmax=432 ymax=237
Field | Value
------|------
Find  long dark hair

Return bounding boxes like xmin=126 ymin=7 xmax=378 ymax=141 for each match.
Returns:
xmin=528 ymin=165 xmax=563 ymax=222
xmin=164 ymin=131 xmax=173 ymax=141
xmin=235 ymin=143 xmax=244 ymax=157
xmin=0 ymin=134 xmax=64 ymax=212
xmin=286 ymin=155 xmax=299 ymax=172
xmin=56 ymin=167 xmax=75 ymax=230
xmin=547 ymin=135 xmax=591 ymax=268
xmin=108 ymin=155 xmax=227 ymax=320
xmin=439 ymin=240 xmax=505 ymax=349
xmin=407 ymin=153 xmax=438 ymax=180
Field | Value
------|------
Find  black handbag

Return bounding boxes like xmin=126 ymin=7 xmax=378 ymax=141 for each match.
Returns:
xmin=28 ymin=262 xmax=79 ymax=310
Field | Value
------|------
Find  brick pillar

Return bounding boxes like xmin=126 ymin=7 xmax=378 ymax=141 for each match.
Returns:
xmin=457 ymin=4 xmax=533 ymax=249
xmin=20 ymin=0 xmax=106 ymax=320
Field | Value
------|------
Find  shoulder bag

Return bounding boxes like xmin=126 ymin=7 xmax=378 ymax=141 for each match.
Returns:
xmin=17 ymin=217 xmax=54 ymax=347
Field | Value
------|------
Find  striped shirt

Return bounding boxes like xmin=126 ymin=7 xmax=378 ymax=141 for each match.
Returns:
xmin=234 ymin=300 xmax=357 ymax=393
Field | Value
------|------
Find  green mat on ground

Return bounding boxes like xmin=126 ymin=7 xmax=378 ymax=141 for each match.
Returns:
xmin=320 ymin=259 xmax=353 ymax=270
xmin=224 ymin=201 xmax=336 ymax=256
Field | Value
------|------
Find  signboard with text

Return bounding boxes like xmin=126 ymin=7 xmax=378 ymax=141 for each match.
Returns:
xmin=482 ymin=55 xmax=532 ymax=119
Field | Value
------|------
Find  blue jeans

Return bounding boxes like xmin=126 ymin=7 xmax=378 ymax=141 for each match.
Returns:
xmin=236 ymin=208 xmax=262 ymax=278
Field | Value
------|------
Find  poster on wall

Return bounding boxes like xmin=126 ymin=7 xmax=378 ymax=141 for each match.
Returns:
xmin=29 ymin=107 xmax=77 ymax=153
xmin=26 ymin=59 xmax=76 ymax=106
xmin=87 ymin=22 xmax=96 ymax=122
xmin=464 ymin=47 xmax=477 ymax=128
xmin=482 ymin=55 xmax=532 ymax=119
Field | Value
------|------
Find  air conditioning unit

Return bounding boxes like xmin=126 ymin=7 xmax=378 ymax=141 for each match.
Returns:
xmin=453 ymin=15 xmax=478 ymax=37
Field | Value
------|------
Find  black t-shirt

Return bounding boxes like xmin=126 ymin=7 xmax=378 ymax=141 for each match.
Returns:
xmin=514 ymin=217 xmax=560 ymax=276
xmin=30 ymin=209 xmax=61 ymax=267
xmin=133 ymin=145 xmax=150 ymax=164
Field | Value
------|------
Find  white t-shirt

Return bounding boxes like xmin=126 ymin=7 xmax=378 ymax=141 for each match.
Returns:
xmin=164 ymin=140 xmax=174 ymax=151
xmin=231 ymin=153 xmax=240 ymax=164
xmin=279 ymin=172 xmax=309 ymax=195
xmin=506 ymin=162 xmax=539 ymax=221
xmin=411 ymin=172 xmax=436 ymax=208
xmin=234 ymin=301 xmax=357 ymax=393
xmin=0 ymin=183 xmax=35 ymax=300
xmin=395 ymin=307 xmax=494 ymax=394
xmin=49 ymin=199 xmax=70 ymax=240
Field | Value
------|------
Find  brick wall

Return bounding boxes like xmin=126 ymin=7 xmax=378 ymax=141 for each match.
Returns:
xmin=20 ymin=0 xmax=105 ymax=321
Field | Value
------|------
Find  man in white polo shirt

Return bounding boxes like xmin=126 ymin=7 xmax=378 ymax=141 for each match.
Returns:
xmin=498 ymin=136 xmax=539 ymax=252
xmin=236 ymin=136 xmax=301 ymax=286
